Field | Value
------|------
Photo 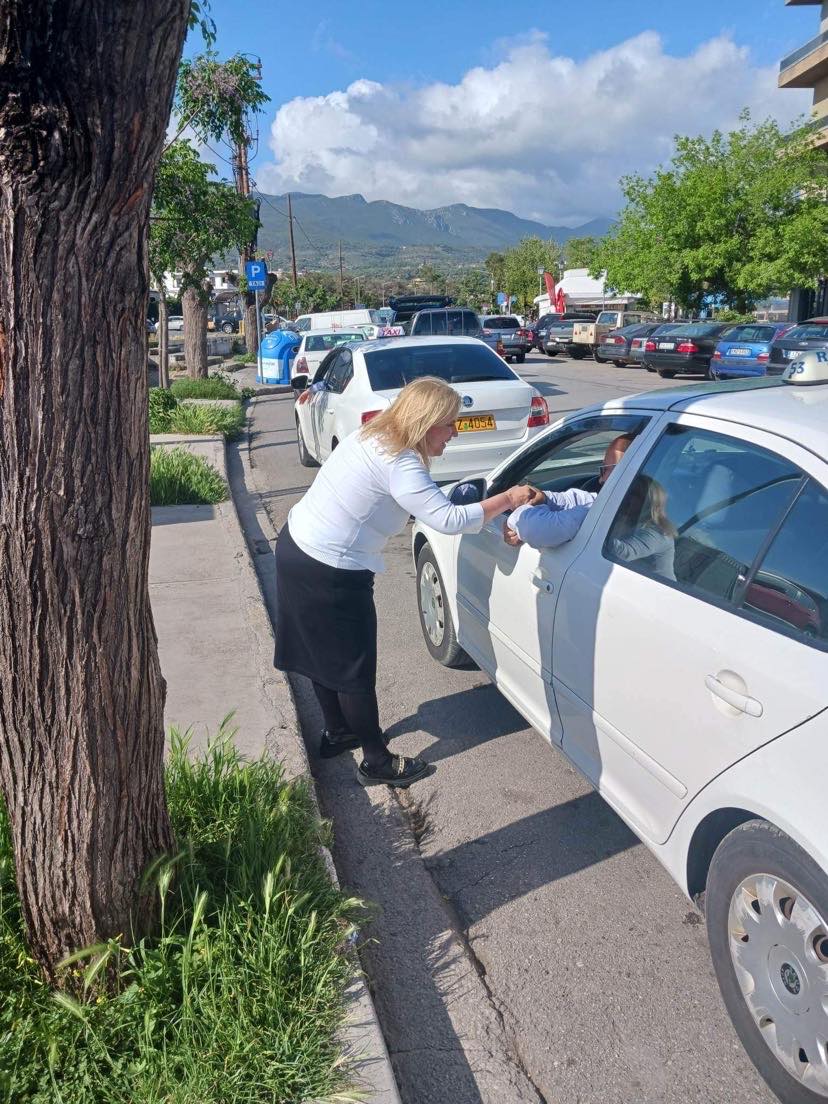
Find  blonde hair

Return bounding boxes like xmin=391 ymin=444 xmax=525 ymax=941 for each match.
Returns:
xmin=360 ymin=376 xmax=460 ymax=465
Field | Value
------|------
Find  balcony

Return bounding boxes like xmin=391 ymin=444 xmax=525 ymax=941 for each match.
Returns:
xmin=779 ymin=30 xmax=828 ymax=87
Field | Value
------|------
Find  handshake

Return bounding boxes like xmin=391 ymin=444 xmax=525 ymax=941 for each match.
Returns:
xmin=502 ymin=483 xmax=545 ymax=547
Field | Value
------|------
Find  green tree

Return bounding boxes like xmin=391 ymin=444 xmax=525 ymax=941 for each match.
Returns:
xmin=484 ymin=251 xmax=506 ymax=296
xmin=453 ymin=269 xmax=490 ymax=311
xmin=563 ymin=235 xmax=602 ymax=271
xmin=503 ymin=237 xmax=563 ymax=312
xmin=596 ymin=113 xmax=828 ymax=314
xmin=151 ymin=141 xmax=258 ymax=378
xmin=271 ymin=273 xmax=339 ymax=315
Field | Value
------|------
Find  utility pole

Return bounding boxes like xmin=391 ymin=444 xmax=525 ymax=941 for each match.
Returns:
xmin=287 ymin=192 xmax=298 ymax=287
xmin=234 ymin=59 xmax=263 ymax=354
xmin=338 ymin=240 xmax=344 ymax=308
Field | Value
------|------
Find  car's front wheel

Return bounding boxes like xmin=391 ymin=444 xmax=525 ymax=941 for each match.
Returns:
xmin=295 ymin=417 xmax=318 ymax=467
xmin=416 ymin=545 xmax=468 ymax=667
xmin=221 ymin=322 xmax=234 ymax=334
xmin=707 ymin=820 xmax=828 ymax=1104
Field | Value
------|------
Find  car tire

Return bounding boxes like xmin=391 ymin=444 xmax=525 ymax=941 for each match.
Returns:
xmin=657 ymin=367 xmax=676 ymax=378
xmin=546 ymin=350 xmax=557 ymax=357
xmin=613 ymin=359 xmax=626 ymax=368
xmin=416 ymin=544 xmax=469 ymax=668
xmin=706 ymin=819 xmax=828 ymax=1104
xmin=644 ymin=362 xmax=655 ymax=373
xmin=516 ymin=353 xmax=526 ymax=364
xmin=570 ymin=348 xmax=587 ymax=360
xmin=295 ymin=418 xmax=318 ymax=468
xmin=221 ymin=322 xmax=234 ymax=334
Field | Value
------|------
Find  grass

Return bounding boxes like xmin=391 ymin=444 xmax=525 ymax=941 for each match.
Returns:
xmin=148 ymin=392 xmax=246 ymax=440
xmin=233 ymin=353 xmax=257 ymax=365
xmin=0 ymin=726 xmax=364 ymax=1104
xmin=149 ymin=447 xmax=227 ymax=506
xmin=169 ymin=378 xmax=242 ymax=401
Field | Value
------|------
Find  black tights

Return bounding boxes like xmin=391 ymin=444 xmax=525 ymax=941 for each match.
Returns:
xmin=312 ymin=682 xmax=389 ymax=768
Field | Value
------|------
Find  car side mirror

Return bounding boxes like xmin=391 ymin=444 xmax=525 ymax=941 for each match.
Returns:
xmin=449 ymin=478 xmax=486 ymax=505
xmin=290 ymin=374 xmax=309 ymax=391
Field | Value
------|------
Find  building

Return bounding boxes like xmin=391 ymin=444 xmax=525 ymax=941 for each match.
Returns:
xmin=779 ymin=0 xmax=828 ymax=149
xmin=533 ymin=268 xmax=642 ymax=315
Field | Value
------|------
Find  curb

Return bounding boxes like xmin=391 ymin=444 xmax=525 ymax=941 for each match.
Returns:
xmin=219 ymin=416 xmax=402 ymax=1104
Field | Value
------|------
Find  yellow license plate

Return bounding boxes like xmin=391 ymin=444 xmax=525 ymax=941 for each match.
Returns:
xmin=456 ymin=414 xmax=496 ymax=432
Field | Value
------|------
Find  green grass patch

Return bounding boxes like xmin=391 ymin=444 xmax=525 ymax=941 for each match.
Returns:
xmin=149 ymin=447 xmax=227 ymax=506
xmin=233 ymin=353 xmax=257 ymax=365
xmin=148 ymin=391 xmax=246 ymax=440
xmin=169 ymin=378 xmax=242 ymax=401
xmin=0 ymin=726 xmax=363 ymax=1103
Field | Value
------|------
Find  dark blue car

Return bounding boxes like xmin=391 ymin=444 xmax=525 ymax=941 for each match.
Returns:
xmin=710 ymin=322 xmax=791 ymax=379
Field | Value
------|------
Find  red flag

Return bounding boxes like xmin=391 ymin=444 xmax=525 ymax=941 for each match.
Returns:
xmin=543 ymin=272 xmax=556 ymax=301
xmin=555 ymin=287 xmax=566 ymax=314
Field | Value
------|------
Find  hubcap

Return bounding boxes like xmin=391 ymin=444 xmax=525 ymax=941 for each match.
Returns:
xmin=419 ymin=562 xmax=445 ymax=647
xmin=728 ymin=873 xmax=828 ymax=1096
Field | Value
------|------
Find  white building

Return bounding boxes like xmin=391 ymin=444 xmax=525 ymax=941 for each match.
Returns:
xmin=151 ymin=269 xmax=238 ymax=298
xmin=533 ymin=268 xmax=642 ymax=314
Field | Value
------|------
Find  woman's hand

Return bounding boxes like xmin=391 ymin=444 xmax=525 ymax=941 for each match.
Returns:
xmin=505 ymin=484 xmax=545 ymax=510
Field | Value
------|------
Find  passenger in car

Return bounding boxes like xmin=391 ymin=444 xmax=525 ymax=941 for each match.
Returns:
xmin=503 ymin=435 xmax=634 ymax=549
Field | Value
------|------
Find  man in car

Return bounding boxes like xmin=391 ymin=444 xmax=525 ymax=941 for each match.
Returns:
xmin=503 ymin=435 xmax=633 ymax=549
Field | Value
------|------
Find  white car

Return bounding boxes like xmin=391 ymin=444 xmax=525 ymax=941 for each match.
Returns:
xmin=412 ymin=361 xmax=828 ymax=1103
xmin=292 ymin=329 xmax=366 ymax=380
xmin=292 ymin=336 xmax=550 ymax=481
xmin=166 ymin=315 xmax=184 ymax=331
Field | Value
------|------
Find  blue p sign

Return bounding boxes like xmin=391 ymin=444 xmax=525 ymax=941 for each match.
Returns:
xmin=245 ymin=260 xmax=268 ymax=290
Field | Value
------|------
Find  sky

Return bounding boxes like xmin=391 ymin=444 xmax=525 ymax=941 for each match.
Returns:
xmin=184 ymin=0 xmax=816 ymax=227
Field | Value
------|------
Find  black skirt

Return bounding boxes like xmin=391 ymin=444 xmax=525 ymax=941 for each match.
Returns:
xmin=273 ymin=523 xmax=377 ymax=694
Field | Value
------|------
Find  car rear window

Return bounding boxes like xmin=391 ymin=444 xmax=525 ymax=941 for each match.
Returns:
xmin=305 ymin=332 xmax=363 ymax=351
xmin=365 ymin=343 xmax=517 ymax=390
xmin=482 ymin=317 xmax=519 ymax=329
xmin=782 ymin=323 xmax=828 ymax=341
xmin=672 ymin=323 xmax=724 ymax=338
xmin=723 ymin=325 xmax=778 ymax=343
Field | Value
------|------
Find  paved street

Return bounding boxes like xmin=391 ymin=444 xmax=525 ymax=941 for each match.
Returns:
xmin=240 ymin=352 xmax=775 ymax=1104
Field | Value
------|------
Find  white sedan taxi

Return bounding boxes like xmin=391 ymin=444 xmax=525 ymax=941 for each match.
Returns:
xmin=292 ymin=336 xmax=550 ymax=481
xmin=291 ymin=329 xmax=366 ymax=380
xmin=412 ymin=358 xmax=828 ymax=1104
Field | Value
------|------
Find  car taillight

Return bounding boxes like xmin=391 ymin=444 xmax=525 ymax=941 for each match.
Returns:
xmin=517 ymin=328 xmax=530 ymax=338
xmin=712 ymin=350 xmax=722 ymax=359
xmin=677 ymin=342 xmax=698 ymax=354
xmin=361 ymin=410 xmax=381 ymax=425
xmin=645 ymin=340 xmax=656 ymax=352
xmin=527 ymin=394 xmax=549 ymax=427
xmin=631 ymin=339 xmax=643 ymax=349
xmin=483 ymin=328 xmax=494 ymax=335
xmin=757 ymin=352 xmax=769 ymax=361
xmin=295 ymin=355 xmax=307 ymax=371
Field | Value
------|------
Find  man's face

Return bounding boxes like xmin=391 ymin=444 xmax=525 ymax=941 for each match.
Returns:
xmin=598 ymin=437 xmax=631 ymax=485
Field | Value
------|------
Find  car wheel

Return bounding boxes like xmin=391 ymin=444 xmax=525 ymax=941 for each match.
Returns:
xmin=644 ymin=362 xmax=655 ymax=373
xmin=657 ymin=367 xmax=676 ymax=378
xmin=613 ymin=359 xmax=626 ymax=368
xmin=546 ymin=350 xmax=557 ymax=357
xmin=570 ymin=348 xmax=587 ymax=360
xmin=706 ymin=819 xmax=828 ymax=1104
xmin=516 ymin=353 xmax=526 ymax=364
xmin=416 ymin=545 xmax=469 ymax=668
xmin=295 ymin=418 xmax=318 ymax=468
xmin=221 ymin=322 xmax=234 ymax=334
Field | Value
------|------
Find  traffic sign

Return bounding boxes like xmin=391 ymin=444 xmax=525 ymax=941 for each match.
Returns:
xmin=245 ymin=260 xmax=268 ymax=290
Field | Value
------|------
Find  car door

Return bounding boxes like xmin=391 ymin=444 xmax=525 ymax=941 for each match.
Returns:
xmin=552 ymin=413 xmax=828 ymax=844
xmin=311 ymin=349 xmax=353 ymax=461
xmin=454 ymin=412 xmax=654 ymax=744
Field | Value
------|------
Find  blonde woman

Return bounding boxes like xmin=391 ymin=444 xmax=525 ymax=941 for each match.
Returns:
xmin=275 ymin=376 xmax=539 ymax=788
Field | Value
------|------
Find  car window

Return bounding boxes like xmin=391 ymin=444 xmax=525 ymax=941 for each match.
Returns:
xmin=738 ymin=479 xmax=828 ymax=649
xmin=723 ymin=325 xmax=777 ymax=344
xmin=603 ymin=424 xmax=803 ymax=605
xmin=326 ymin=349 xmax=353 ymax=394
xmin=483 ymin=316 xmax=519 ymax=329
xmin=364 ymin=343 xmax=516 ymax=390
xmin=489 ymin=414 xmax=650 ymax=496
xmin=429 ymin=313 xmax=446 ymax=335
xmin=782 ymin=323 xmax=828 ymax=341
xmin=596 ymin=312 xmax=620 ymax=325
xmin=453 ymin=310 xmax=480 ymax=335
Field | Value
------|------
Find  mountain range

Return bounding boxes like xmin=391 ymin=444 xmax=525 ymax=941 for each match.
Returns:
xmin=251 ymin=192 xmax=613 ymax=275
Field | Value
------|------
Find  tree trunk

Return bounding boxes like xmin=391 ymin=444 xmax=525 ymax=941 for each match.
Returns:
xmin=244 ymin=293 xmax=259 ymax=355
xmin=182 ymin=287 xmax=208 ymax=379
xmin=0 ymin=0 xmax=188 ymax=982
xmin=158 ymin=294 xmax=170 ymax=390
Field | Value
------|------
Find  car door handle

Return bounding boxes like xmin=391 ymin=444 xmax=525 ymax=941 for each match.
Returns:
xmin=532 ymin=575 xmax=554 ymax=594
xmin=704 ymin=675 xmax=763 ymax=718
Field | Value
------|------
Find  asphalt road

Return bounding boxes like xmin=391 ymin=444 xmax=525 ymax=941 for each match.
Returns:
xmin=242 ymin=351 xmax=775 ymax=1104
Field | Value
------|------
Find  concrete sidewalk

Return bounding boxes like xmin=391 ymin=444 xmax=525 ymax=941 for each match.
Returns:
xmin=148 ymin=432 xmax=400 ymax=1104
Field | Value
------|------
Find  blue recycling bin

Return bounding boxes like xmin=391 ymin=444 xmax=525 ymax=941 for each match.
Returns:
xmin=258 ymin=329 xmax=300 ymax=384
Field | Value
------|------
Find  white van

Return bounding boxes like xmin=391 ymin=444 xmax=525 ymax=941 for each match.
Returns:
xmin=292 ymin=309 xmax=382 ymax=333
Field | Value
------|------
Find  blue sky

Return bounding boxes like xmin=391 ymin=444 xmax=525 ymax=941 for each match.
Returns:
xmin=185 ymin=1 xmax=816 ymax=225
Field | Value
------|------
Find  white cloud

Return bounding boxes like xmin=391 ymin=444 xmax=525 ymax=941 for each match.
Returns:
xmin=256 ymin=31 xmax=811 ymax=225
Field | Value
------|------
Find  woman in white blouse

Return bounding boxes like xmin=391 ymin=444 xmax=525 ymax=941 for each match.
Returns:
xmin=275 ymin=375 xmax=539 ymax=788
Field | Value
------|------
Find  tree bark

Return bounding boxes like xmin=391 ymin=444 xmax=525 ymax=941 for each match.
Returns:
xmin=0 ymin=0 xmax=188 ymax=981
xmin=182 ymin=286 xmax=208 ymax=378
xmin=244 ymin=294 xmax=259 ymax=355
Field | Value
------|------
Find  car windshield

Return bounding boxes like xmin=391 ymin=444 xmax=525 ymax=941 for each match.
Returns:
xmin=596 ymin=312 xmax=621 ymax=325
xmin=365 ymin=343 xmax=516 ymax=390
xmin=723 ymin=324 xmax=778 ymax=343
xmin=482 ymin=317 xmax=519 ymax=329
xmin=782 ymin=323 xmax=828 ymax=341
xmin=305 ymin=332 xmax=363 ymax=351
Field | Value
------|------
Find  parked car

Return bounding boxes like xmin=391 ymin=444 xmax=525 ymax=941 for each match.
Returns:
xmin=407 ymin=308 xmax=498 ymax=354
xmin=411 ymin=354 xmax=828 ymax=1104
xmin=594 ymin=322 xmax=663 ymax=367
xmin=479 ymin=315 xmax=532 ymax=363
xmin=146 ymin=318 xmax=157 ymax=335
xmin=291 ymin=309 xmax=384 ymax=333
xmin=291 ymin=329 xmax=367 ymax=380
xmin=571 ymin=309 xmax=659 ymax=359
xmin=544 ymin=315 xmax=599 ymax=357
xmin=710 ymin=323 xmax=792 ymax=380
xmin=643 ymin=321 xmax=732 ymax=378
xmin=291 ymin=336 xmax=549 ymax=478
xmin=212 ymin=311 xmax=242 ymax=334
xmin=767 ymin=317 xmax=828 ymax=377
xmin=166 ymin=315 xmax=184 ymax=332
xmin=388 ymin=295 xmax=454 ymax=328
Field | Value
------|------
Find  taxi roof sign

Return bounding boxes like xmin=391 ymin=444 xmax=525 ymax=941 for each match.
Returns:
xmin=782 ymin=348 xmax=828 ymax=385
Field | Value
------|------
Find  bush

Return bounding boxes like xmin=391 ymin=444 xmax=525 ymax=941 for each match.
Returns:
xmin=169 ymin=377 xmax=241 ymax=401
xmin=150 ymin=447 xmax=227 ymax=506
xmin=0 ymin=726 xmax=362 ymax=1103
xmin=148 ymin=386 xmax=178 ymax=425
xmin=162 ymin=403 xmax=246 ymax=439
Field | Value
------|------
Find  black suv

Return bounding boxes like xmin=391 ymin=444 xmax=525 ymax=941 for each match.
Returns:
xmin=210 ymin=311 xmax=243 ymax=334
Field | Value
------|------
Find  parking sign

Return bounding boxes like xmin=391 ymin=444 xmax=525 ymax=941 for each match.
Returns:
xmin=245 ymin=260 xmax=268 ymax=290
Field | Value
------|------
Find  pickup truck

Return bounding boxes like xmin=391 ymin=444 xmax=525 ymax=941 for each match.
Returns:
xmin=543 ymin=315 xmax=599 ymax=357
xmin=571 ymin=309 xmax=658 ymax=359
xmin=479 ymin=315 xmax=532 ymax=363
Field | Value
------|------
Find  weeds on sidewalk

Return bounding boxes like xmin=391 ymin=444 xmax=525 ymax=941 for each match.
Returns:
xmin=148 ymin=389 xmax=246 ymax=439
xmin=0 ymin=724 xmax=365 ymax=1103
xmin=170 ymin=377 xmax=252 ymax=401
xmin=149 ymin=446 xmax=227 ymax=506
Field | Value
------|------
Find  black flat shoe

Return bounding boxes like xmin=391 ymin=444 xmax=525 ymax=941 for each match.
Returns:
xmin=356 ymin=755 xmax=431 ymax=789
xmin=318 ymin=729 xmax=361 ymax=759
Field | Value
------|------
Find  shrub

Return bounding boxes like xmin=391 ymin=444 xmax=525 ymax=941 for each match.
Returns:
xmin=170 ymin=377 xmax=241 ymax=401
xmin=149 ymin=447 xmax=227 ymax=506
xmin=0 ymin=726 xmax=362 ymax=1103
xmin=148 ymin=386 xmax=177 ymax=429
xmin=162 ymin=402 xmax=246 ymax=439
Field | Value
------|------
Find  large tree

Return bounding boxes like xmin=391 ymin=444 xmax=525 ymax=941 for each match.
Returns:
xmin=595 ymin=113 xmax=828 ymax=314
xmin=503 ymin=236 xmax=563 ymax=312
xmin=0 ymin=0 xmax=189 ymax=981
xmin=151 ymin=141 xmax=257 ymax=378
